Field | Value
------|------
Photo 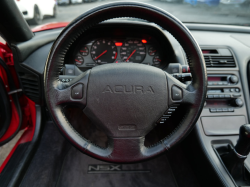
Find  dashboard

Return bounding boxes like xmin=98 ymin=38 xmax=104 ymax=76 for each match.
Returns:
xmin=14 ymin=20 xmax=250 ymax=186
xmin=64 ymin=23 xmax=178 ymax=71
xmin=73 ymin=38 xmax=163 ymax=67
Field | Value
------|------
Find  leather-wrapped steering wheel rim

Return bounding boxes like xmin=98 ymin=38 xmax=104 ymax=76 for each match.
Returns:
xmin=44 ymin=1 xmax=207 ymax=163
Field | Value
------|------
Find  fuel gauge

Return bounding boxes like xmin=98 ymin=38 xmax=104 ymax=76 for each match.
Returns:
xmin=79 ymin=46 xmax=89 ymax=56
xmin=75 ymin=55 xmax=84 ymax=66
xmin=148 ymin=46 xmax=157 ymax=56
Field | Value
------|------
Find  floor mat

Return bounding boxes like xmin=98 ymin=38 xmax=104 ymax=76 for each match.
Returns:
xmin=56 ymin=147 xmax=178 ymax=187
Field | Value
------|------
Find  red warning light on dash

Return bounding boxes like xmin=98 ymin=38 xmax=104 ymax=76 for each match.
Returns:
xmin=115 ymin=42 xmax=123 ymax=46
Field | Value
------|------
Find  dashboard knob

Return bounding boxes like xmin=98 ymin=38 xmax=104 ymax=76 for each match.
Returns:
xmin=229 ymin=75 xmax=238 ymax=84
xmin=232 ymin=98 xmax=243 ymax=107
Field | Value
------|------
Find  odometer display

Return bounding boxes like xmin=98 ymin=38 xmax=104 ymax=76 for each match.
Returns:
xmin=120 ymin=40 xmax=146 ymax=63
xmin=91 ymin=39 xmax=117 ymax=64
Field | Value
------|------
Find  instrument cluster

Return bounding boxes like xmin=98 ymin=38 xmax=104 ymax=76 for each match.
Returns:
xmin=73 ymin=37 xmax=165 ymax=68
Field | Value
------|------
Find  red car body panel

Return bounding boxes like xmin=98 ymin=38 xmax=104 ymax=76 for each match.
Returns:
xmin=0 ymin=42 xmax=37 ymax=173
xmin=32 ymin=22 xmax=69 ymax=32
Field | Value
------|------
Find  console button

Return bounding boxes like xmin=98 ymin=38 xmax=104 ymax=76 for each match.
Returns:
xmin=208 ymin=82 xmax=213 ymax=86
xmin=71 ymin=84 xmax=83 ymax=99
xmin=213 ymin=95 xmax=219 ymax=98
xmin=224 ymin=88 xmax=230 ymax=92
xmin=235 ymin=88 xmax=240 ymax=92
xmin=228 ymin=108 xmax=234 ymax=112
xmin=207 ymin=95 xmax=214 ymax=99
xmin=172 ymin=86 xmax=182 ymax=100
xmin=212 ymin=82 xmax=218 ymax=85
xmin=218 ymin=82 xmax=223 ymax=85
xmin=223 ymin=108 xmax=228 ymax=112
xmin=230 ymin=88 xmax=235 ymax=92
xmin=234 ymin=98 xmax=243 ymax=107
xmin=210 ymin=108 xmax=217 ymax=113
xmin=219 ymin=95 xmax=225 ymax=98
xmin=232 ymin=94 xmax=241 ymax=98
xmin=217 ymin=108 xmax=223 ymax=112
xmin=229 ymin=75 xmax=238 ymax=84
xmin=225 ymin=94 xmax=231 ymax=98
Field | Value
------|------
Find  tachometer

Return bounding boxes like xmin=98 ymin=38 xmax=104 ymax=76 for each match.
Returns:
xmin=91 ymin=39 xmax=117 ymax=64
xmin=120 ymin=39 xmax=146 ymax=63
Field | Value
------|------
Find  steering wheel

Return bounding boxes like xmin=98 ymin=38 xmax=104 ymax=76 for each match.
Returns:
xmin=44 ymin=2 xmax=207 ymax=163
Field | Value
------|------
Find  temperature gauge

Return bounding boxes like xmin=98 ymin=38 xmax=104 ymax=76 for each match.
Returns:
xmin=79 ymin=46 xmax=89 ymax=56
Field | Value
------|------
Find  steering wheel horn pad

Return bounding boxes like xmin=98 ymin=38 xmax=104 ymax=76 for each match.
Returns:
xmin=84 ymin=63 xmax=168 ymax=138
xmin=44 ymin=2 xmax=207 ymax=163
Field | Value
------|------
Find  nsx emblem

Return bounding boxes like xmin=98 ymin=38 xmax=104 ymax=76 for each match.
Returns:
xmin=102 ymin=85 xmax=154 ymax=94
xmin=88 ymin=164 xmax=121 ymax=172
xmin=88 ymin=164 xmax=150 ymax=174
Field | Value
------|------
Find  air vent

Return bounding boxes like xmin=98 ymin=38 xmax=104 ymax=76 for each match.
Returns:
xmin=19 ymin=73 xmax=40 ymax=103
xmin=204 ymin=56 xmax=236 ymax=68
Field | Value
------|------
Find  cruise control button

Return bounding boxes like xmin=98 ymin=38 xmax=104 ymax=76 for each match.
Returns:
xmin=172 ymin=86 xmax=182 ymax=100
xmin=71 ymin=84 xmax=83 ymax=99
xmin=168 ymin=108 xmax=176 ymax=112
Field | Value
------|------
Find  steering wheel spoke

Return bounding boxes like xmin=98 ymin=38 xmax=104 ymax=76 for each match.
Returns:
xmin=108 ymin=137 xmax=145 ymax=162
xmin=166 ymin=72 xmax=197 ymax=107
xmin=54 ymin=70 xmax=90 ymax=108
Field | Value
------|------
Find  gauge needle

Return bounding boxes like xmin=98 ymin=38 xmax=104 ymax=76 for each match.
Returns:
xmin=126 ymin=49 xmax=136 ymax=62
xmin=75 ymin=59 xmax=82 ymax=63
xmin=95 ymin=50 xmax=107 ymax=60
xmin=155 ymin=58 xmax=161 ymax=62
xmin=150 ymin=50 xmax=156 ymax=55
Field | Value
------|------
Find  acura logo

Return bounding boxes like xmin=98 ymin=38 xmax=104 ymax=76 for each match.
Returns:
xmin=102 ymin=85 xmax=154 ymax=94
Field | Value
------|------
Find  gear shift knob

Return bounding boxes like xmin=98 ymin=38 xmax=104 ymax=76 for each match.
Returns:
xmin=235 ymin=124 xmax=250 ymax=156
xmin=220 ymin=124 xmax=250 ymax=185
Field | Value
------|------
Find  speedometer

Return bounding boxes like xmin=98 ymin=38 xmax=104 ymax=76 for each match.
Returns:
xmin=120 ymin=39 xmax=146 ymax=63
xmin=91 ymin=39 xmax=117 ymax=64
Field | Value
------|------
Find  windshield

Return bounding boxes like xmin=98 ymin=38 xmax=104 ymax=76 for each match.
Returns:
xmin=14 ymin=0 xmax=250 ymax=28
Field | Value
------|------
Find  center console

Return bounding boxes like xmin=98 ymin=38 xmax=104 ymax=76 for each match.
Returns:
xmin=195 ymin=47 xmax=250 ymax=187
